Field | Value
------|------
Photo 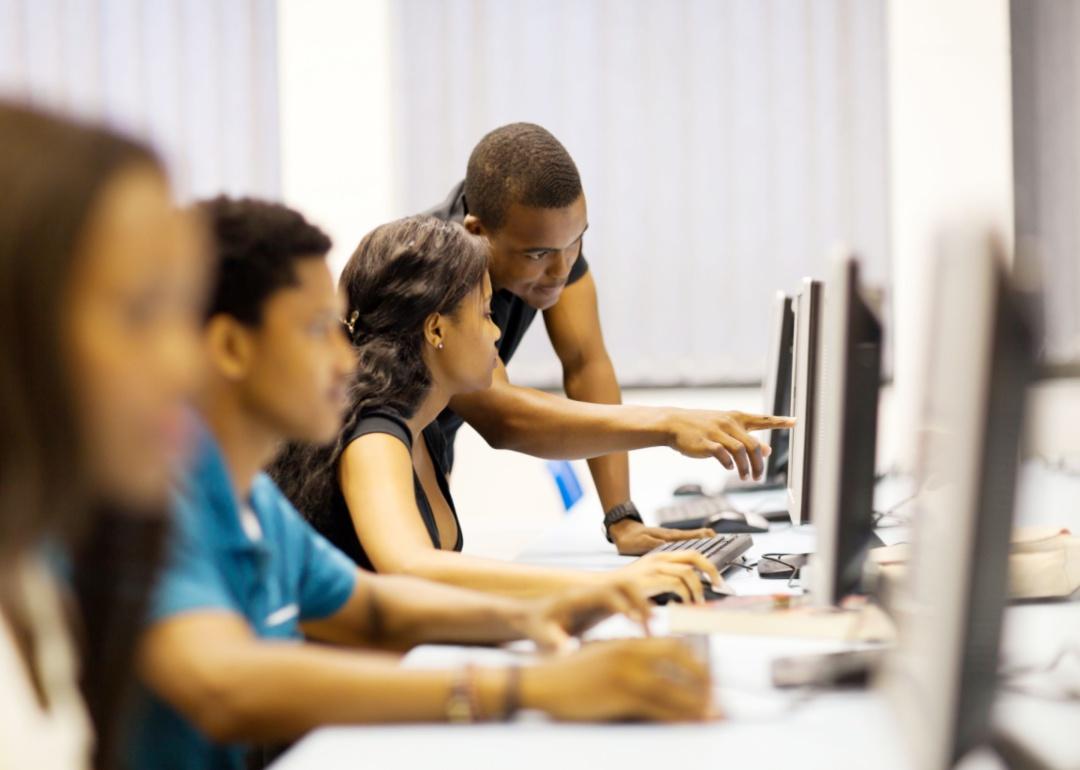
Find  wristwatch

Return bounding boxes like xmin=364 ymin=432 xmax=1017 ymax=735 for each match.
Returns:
xmin=603 ymin=501 xmax=644 ymax=543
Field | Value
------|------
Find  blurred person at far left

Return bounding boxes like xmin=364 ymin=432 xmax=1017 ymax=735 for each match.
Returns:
xmin=0 ymin=101 xmax=209 ymax=770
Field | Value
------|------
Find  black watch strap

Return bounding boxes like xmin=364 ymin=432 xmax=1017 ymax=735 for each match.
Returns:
xmin=603 ymin=501 xmax=643 ymax=543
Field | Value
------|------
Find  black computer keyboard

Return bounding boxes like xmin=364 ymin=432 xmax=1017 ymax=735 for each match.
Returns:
xmin=646 ymin=533 xmax=753 ymax=572
xmin=656 ymin=494 xmax=788 ymax=532
xmin=655 ymin=494 xmax=737 ymax=529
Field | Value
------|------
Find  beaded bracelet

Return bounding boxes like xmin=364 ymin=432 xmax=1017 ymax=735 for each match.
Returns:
xmin=502 ymin=665 xmax=522 ymax=721
xmin=446 ymin=665 xmax=481 ymax=723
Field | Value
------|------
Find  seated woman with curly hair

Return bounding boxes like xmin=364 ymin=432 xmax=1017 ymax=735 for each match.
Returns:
xmin=273 ymin=216 xmax=724 ymax=602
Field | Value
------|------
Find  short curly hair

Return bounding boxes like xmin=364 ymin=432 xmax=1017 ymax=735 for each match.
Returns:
xmin=463 ymin=123 xmax=582 ymax=231
xmin=198 ymin=196 xmax=332 ymax=325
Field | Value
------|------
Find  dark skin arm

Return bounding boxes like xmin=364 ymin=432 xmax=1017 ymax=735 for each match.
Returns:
xmin=543 ymin=271 xmax=631 ymax=513
xmin=137 ymin=573 xmax=660 ymax=742
xmin=139 ymin=613 xmax=711 ymax=743
xmin=301 ymin=567 xmax=654 ymax=652
xmin=336 ymin=433 xmax=722 ymax=601
xmin=545 ymin=272 xmax=716 ymax=553
xmin=449 ymin=271 xmax=794 ymax=555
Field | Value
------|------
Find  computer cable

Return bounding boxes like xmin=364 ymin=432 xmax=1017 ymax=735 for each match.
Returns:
xmin=871 ymin=491 xmax=919 ymax=528
xmin=1033 ymin=453 xmax=1080 ymax=478
xmin=756 ymin=553 xmax=807 ymax=589
xmin=723 ymin=557 xmax=756 ymax=572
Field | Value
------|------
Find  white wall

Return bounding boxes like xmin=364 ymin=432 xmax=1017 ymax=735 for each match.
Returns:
xmin=887 ymin=0 xmax=1080 ymax=464
xmin=887 ymin=0 xmax=1016 ymax=470
xmin=277 ymin=0 xmax=398 ymax=277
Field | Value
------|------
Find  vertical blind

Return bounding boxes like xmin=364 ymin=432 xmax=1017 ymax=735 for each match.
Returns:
xmin=0 ymin=0 xmax=280 ymax=202
xmin=1012 ymin=0 xmax=1080 ymax=365
xmin=389 ymin=0 xmax=890 ymax=386
xmin=0 ymin=0 xmax=893 ymax=385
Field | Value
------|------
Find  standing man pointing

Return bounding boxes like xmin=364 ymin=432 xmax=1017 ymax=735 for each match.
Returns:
xmin=423 ymin=123 xmax=793 ymax=555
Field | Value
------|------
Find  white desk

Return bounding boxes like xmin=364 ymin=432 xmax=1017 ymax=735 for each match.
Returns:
xmin=272 ymin=462 xmax=1080 ymax=770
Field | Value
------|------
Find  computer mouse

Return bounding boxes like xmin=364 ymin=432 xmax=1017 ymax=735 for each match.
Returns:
xmin=650 ymin=591 xmax=682 ymax=606
xmin=650 ymin=585 xmax=732 ymax=605
xmin=757 ymin=552 xmax=809 ymax=579
xmin=707 ymin=510 xmax=770 ymax=534
xmin=673 ymin=482 xmax=705 ymax=497
xmin=701 ymin=583 xmax=734 ymax=601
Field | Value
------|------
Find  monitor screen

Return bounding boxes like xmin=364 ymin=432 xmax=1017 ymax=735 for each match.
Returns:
xmin=787 ymin=278 xmax=823 ymax=526
xmin=762 ymin=292 xmax=795 ymax=483
xmin=809 ymin=253 xmax=883 ymax=606
xmin=880 ymin=230 xmax=1034 ymax=770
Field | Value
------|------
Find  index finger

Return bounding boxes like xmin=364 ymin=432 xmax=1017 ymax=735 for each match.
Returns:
xmin=739 ymin=414 xmax=796 ymax=431
xmin=600 ymin=585 xmax=651 ymax=636
xmin=615 ymin=582 xmax=655 ymax=636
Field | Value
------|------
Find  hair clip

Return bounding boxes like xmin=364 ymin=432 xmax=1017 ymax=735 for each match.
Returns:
xmin=343 ymin=310 xmax=359 ymax=337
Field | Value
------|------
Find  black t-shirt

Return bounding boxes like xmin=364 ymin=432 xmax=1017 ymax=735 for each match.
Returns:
xmin=315 ymin=405 xmax=463 ymax=572
xmin=423 ymin=180 xmax=590 ymax=467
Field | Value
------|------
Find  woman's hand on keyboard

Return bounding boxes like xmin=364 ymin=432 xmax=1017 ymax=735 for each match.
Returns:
xmin=663 ymin=409 xmax=795 ymax=480
xmin=606 ymin=551 xmax=724 ymax=604
xmin=521 ymin=638 xmax=714 ymax=722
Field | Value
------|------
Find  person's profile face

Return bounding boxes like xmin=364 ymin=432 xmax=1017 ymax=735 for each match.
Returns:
xmin=436 ymin=273 xmax=502 ymax=395
xmin=65 ymin=167 xmax=209 ymax=509
xmin=240 ymin=258 xmax=356 ymax=445
xmin=477 ymin=193 xmax=587 ymax=311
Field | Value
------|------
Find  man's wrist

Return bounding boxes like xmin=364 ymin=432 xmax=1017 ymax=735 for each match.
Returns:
xmin=607 ymin=517 xmax=641 ymax=540
xmin=519 ymin=662 xmax=556 ymax=713
xmin=653 ymin=406 xmax=683 ymax=449
xmin=624 ymin=405 xmax=678 ymax=449
xmin=471 ymin=666 xmax=521 ymax=721
xmin=603 ymin=501 xmax=643 ymax=542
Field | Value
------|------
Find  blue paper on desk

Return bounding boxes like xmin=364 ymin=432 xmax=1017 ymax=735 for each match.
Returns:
xmin=546 ymin=460 xmax=584 ymax=511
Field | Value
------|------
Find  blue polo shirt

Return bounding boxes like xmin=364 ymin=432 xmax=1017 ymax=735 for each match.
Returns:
xmin=129 ymin=421 xmax=358 ymax=770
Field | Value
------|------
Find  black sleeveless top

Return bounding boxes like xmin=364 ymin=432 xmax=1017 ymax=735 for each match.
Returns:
xmin=315 ymin=406 xmax=463 ymax=572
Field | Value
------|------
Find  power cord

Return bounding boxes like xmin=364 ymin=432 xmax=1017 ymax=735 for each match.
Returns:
xmin=872 ymin=491 xmax=919 ymax=528
xmin=1033 ymin=453 xmax=1080 ymax=479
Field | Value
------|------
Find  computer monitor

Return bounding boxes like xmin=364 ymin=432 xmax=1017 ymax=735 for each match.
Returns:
xmin=761 ymin=292 xmax=795 ymax=484
xmin=808 ymin=253 xmax=884 ymax=606
xmin=880 ymin=232 xmax=1034 ymax=770
xmin=786 ymin=278 xmax=824 ymax=526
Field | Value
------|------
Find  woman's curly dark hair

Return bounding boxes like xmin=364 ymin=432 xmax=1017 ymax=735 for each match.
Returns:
xmin=270 ymin=216 xmax=488 ymax=533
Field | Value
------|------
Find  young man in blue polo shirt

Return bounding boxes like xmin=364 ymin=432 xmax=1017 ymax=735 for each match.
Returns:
xmin=130 ymin=197 xmax=712 ymax=770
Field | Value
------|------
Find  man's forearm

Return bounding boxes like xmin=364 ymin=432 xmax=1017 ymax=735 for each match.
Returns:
xmin=172 ymin=643 xmax=514 ymax=742
xmin=363 ymin=573 xmax=534 ymax=649
xmin=456 ymin=383 xmax=671 ymax=460
xmin=563 ymin=356 xmax=632 ymax=511
xmin=585 ymin=452 xmax=631 ymax=512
